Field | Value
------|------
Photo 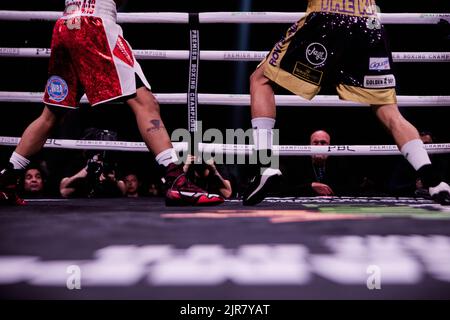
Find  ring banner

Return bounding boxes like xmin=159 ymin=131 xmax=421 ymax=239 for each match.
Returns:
xmin=188 ymin=13 xmax=200 ymax=156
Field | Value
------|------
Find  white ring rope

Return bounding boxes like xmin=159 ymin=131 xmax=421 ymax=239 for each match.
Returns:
xmin=0 ymin=136 xmax=449 ymax=156
xmin=1 ymin=48 xmax=449 ymax=63
xmin=0 ymin=92 xmax=449 ymax=107
xmin=0 ymin=11 xmax=189 ymax=23
xmin=0 ymin=11 xmax=449 ymax=24
xmin=199 ymin=12 xmax=450 ymax=24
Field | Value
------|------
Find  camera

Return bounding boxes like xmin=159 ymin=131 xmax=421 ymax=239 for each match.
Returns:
xmin=85 ymin=154 xmax=121 ymax=198
xmin=81 ymin=129 xmax=121 ymax=197
xmin=86 ymin=154 xmax=116 ymax=181
xmin=86 ymin=155 xmax=104 ymax=181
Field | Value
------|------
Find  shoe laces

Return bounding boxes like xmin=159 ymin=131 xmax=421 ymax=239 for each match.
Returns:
xmin=430 ymin=182 xmax=450 ymax=196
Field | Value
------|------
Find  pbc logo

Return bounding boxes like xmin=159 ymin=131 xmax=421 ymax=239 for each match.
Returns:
xmin=306 ymin=42 xmax=328 ymax=66
xmin=369 ymin=58 xmax=390 ymax=70
xmin=46 ymin=76 xmax=68 ymax=102
xmin=327 ymin=146 xmax=356 ymax=152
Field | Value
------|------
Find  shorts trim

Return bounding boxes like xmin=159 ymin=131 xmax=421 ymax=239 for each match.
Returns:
xmin=337 ymin=84 xmax=397 ymax=105
xmin=91 ymin=92 xmax=136 ymax=106
xmin=43 ymin=101 xmax=78 ymax=109
xmin=263 ymin=63 xmax=320 ymax=100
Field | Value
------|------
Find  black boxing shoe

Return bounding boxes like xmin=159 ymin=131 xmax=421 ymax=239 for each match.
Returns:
xmin=164 ymin=163 xmax=224 ymax=206
xmin=429 ymin=182 xmax=450 ymax=205
xmin=0 ymin=163 xmax=26 ymax=206
xmin=242 ymin=167 xmax=282 ymax=206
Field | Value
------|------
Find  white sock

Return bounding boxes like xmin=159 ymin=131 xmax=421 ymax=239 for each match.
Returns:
xmin=400 ymin=139 xmax=431 ymax=171
xmin=252 ymin=117 xmax=275 ymax=151
xmin=9 ymin=151 xmax=30 ymax=170
xmin=155 ymin=148 xmax=178 ymax=167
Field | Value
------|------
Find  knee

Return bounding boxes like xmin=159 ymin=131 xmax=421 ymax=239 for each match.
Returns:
xmin=386 ymin=114 xmax=408 ymax=132
xmin=250 ymin=68 xmax=268 ymax=88
xmin=249 ymin=69 xmax=259 ymax=85
xmin=129 ymin=89 xmax=160 ymax=114
xmin=42 ymin=106 xmax=63 ymax=127
xmin=148 ymin=94 xmax=160 ymax=111
xmin=373 ymin=104 xmax=405 ymax=131
xmin=145 ymin=94 xmax=161 ymax=114
xmin=143 ymin=93 xmax=160 ymax=112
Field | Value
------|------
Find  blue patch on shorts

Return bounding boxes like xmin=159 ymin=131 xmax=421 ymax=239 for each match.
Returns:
xmin=46 ymin=76 xmax=68 ymax=102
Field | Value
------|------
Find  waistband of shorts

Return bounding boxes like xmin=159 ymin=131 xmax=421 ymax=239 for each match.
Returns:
xmin=307 ymin=1 xmax=378 ymax=18
xmin=60 ymin=13 xmax=117 ymax=23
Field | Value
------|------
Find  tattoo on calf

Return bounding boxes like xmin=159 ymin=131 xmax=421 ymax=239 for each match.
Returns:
xmin=146 ymin=119 xmax=165 ymax=133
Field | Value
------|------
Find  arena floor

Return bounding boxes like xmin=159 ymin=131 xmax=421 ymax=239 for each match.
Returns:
xmin=1 ymin=197 xmax=450 ymax=300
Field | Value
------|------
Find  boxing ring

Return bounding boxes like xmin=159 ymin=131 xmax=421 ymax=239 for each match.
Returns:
xmin=1 ymin=9 xmax=450 ymax=300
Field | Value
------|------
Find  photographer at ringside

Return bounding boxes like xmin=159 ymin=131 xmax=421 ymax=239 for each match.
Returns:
xmin=60 ymin=152 xmax=126 ymax=198
xmin=59 ymin=128 xmax=126 ymax=198
xmin=183 ymin=155 xmax=233 ymax=199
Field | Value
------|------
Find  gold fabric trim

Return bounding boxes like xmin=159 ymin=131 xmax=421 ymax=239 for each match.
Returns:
xmin=337 ymin=84 xmax=397 ymax=105
xmin=264 ymin=65 xmax=320 ymax=101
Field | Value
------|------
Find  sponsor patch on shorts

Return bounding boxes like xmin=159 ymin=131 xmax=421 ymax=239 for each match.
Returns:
xmin=364 ymin=74 xmax=396 ymax=88
xmin=293 ymin=62 xmax=323 ymax=85
xmin=305 ymin=42 xmax=328 ymax=66
xmin=46 ymin=76 xmax=68 ymax=102
xmin=369 ymin=57 xmax=390 ymax=70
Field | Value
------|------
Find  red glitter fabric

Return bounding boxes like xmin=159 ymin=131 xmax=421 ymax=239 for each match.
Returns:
xmin=44 ymin=16 xmax=123 ymax=108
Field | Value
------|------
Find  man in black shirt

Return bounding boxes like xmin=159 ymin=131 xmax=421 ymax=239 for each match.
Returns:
xmin=283 ymin=130 xmax=355 ymax=197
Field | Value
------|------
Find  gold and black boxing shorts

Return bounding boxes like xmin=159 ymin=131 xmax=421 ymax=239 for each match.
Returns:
xmin=261 ymin=11 xmax=397 ymax=105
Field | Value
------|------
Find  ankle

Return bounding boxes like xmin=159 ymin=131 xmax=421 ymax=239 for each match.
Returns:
xmin=162 ymin=163 xmax=183 ymax=182
xmin=254 ymin=149 xmax=275 ymax=167
xmin=417 ymin=164 xmax=440 ymax=188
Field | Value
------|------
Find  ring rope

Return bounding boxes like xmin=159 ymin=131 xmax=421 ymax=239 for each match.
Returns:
xmin=0 ymin=11 xmax=448 ymax=24
xmin=0 ymin=11 xmax=189 ymax=23
xmin=0 ymin=92 xmax=449 ymax=107
xmin=0 ymin=136 xmax=449 ymax=156
xmin=1 ymin=48 xmax=449 ymax=63
xmin=199 ymin=12 xmax=450 ymax=24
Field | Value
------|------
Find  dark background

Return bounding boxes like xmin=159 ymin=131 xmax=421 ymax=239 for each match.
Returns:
xmin=0 ymin=1 xmax=449 ymax=196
